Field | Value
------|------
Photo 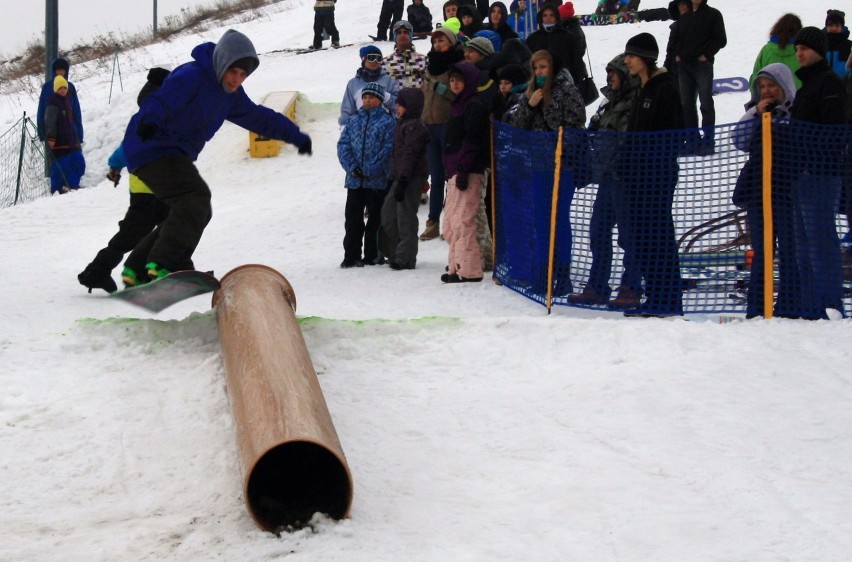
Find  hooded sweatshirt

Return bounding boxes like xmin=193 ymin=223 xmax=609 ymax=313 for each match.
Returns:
xmin=391 ymin=88 xmax=431 ymax=180
xmin=123 ymin=30 xmax=308 ymax=171
xmin=442 ymin=62 xmax=489 ymax=177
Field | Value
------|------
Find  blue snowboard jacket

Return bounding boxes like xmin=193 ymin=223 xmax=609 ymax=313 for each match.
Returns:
xmin=122 ymin=33 xmax=309 ymax=172
xmin=337 ymin=105 xmax=396 ymax=190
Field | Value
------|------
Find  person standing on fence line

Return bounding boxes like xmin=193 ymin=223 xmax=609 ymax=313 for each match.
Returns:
xmin=420 ymin=27 xmax=465 ymax=241
xmin=339 ymin=45 xmax=399 ymax=127
xmin=43 ymin=75 xmax=85 ymax=194
xmin=407 ymin=0 xmax=433 ymax=39
xmin=77 ymin=67 xmax=172 ymax=294
xmin=311 ymin=0 xmax=340 ymax=50
xmin=37 ymin=57 xmax=83 ymax=146
xmin=787 ymin=26 xmax=846 ymax=319
xmin=620 ymin=32 xmax=684 ymax=317
xmin=507 ymin=0 xmax=537 ymax=41
xmin=384 ymin=21 xmax=428 ymax=90
xmin=671 ymin=0 xmax=726 ymax=155
xmin=569 ymin=53 xmax=642 ymax=310
xmin=663 ymin=0 xmax=689 ymax=87
xmin=731 ymin=63 xmax=799 ymax=319
xmin=122 ymin=29 xmax=313 ymax=280
xmin=441 ymin=62 xmax=490 ymax=283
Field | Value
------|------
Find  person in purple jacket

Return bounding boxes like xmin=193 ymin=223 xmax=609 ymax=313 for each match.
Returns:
xmin=122 ymin=29 xmax=312 ymax=280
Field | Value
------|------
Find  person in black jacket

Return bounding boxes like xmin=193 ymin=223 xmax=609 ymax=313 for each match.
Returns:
xmin=620 ymin=33 xmax=684 ymax=317
xmin=671 ymin=0 xmax=726 ymax=154
xmin=787 ymin=27 xmax=847 ymax=318
xmin=483 ymin=2 xmax=519 ymax=44
xmin=525 ymin=2 xmax=587 ymax=90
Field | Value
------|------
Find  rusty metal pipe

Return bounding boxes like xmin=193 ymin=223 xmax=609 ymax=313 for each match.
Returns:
xmin=212 ymin=264 xmax=353 ymax=532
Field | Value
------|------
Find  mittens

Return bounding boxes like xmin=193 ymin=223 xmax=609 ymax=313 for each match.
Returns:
xmin=455 ymin=173 xmax=469 ymax=190
xmin=393 ymin=177 xmax=408 ymax=202
xmin=352 ymin=166 xmax=367 ymax=179
xmin=433 ymin=82 xmax=448 ymax=96
xmin=298 ymin=137 xmax=312 ymax=155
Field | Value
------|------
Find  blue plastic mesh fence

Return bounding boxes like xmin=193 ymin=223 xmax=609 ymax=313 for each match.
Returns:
xmin=492 ymin=119 xmax=852 ymax=317
xmin=0 ymin=114 xmax=50 ymax=208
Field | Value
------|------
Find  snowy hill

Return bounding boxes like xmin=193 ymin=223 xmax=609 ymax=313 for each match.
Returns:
xmin=1 ymin=0 xmax=851 ymax=560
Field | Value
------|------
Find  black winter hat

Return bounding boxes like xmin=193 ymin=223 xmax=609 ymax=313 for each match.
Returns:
xmin=794 ymin=26 xmax=828 ymax=58
xmin=146 ymin=67 xmax=171 ymax=87
xmin=825 ymin=9 xmax=845 ymax=27
xmin=497 ymin=63 xmax=529 ymax=86
xmin=624 ymin=32 xmax=659 ymax=61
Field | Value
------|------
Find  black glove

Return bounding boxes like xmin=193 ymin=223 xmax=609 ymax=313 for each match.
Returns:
xmin=298 ymin=137 xmax=312 ymax=155
xmin=106 ymin=168 xmax=121 ymax=187
xmin=393 ymin=177 xmax=408 ymax=202
xmin=136 ymin=121 xmax=159 ymax=141
xmin=352 ymin=166 xmax=367 ymax=180
xmin=455 ymin=172 xmax=469 ymax=191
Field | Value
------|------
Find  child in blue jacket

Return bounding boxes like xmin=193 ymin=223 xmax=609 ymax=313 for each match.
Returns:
xmin=337 ymin=82 xmax=397 ymax=268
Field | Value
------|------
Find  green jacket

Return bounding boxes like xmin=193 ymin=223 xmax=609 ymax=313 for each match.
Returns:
xmin=750 ymin=39 xmax=801 ymax=90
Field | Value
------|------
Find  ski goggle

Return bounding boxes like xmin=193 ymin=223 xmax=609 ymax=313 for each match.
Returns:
xmin=364 ymin=53 xmax=383 ymax=63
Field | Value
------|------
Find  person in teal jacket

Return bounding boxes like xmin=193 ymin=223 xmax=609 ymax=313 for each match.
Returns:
xmin=750 ymin=13 xmax=802 ymax=90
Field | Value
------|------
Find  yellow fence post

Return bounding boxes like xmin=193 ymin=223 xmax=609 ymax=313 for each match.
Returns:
xmin=546 ymin=127 xmax=565 ymax=314
xmin=489 ymin=119 xmax=497 ymax=272
xmin=761 ymin=112 xmax=774 ymax=319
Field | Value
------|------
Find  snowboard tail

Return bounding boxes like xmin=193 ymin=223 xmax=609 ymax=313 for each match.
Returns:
xmin=110 ymin=270 xmax=220 ymax=313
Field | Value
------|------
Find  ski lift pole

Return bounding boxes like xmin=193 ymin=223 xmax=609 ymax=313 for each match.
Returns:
xmin=108 ymin=46 xmax=123 ymax=104
xmin=15 ymin=112 xmax=27 ymax=205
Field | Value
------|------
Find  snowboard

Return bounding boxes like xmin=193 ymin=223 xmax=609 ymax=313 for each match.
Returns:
xmin=712 ymin=77 xmax=749 ymax=95
xmin=269 ymin=43 xmax=353 ymax=56
xmin=110 ymin=270 xmax=220 ymax=313
xmin=576 ymin=8 xmax=669 ymax=26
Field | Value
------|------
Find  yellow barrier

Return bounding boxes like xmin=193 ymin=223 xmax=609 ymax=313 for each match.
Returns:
xmin=249 ymin=91 xmax=299 ymax=158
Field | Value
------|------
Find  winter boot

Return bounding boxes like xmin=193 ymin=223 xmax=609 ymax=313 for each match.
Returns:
xmin=608 ymin=285 xmax=641 ymax=310
xmin=146 ymin=262 xmax=170 ymax=280
xmin=121 ymin=267 xmax=150 ymax=288
xmin=77 ymin=268 xmax=117 ymax=294
xmin=567 ymin=285 xmax=609 ymax=305
xmin=419 ymin=219 xmax=440 ymax=241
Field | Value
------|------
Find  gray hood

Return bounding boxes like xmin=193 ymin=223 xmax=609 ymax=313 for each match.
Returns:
xmin=212 ymin=29 xmax=259 ymax=83
xmin=748 ymin=62 xmax=796 ymax=111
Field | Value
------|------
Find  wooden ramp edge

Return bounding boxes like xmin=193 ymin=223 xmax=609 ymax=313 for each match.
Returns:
xmin=212 ymin=264 xmax=353 ymax=532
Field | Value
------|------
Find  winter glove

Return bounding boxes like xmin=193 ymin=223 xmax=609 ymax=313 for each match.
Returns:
xmin=106 ymin=168 xmax=121 ymax=187
xmin=455 ymin=172 xmax=469 ymax=191
xmin=298 ymin=137 xmax=312 ymax=155
xmin=433 ymin=82 xmax=448 ymax=96
xmin=352 ymin=166 xmax=367 ymax=180
xmin=393 ymin=177 xmax=408 ymax=202
xmin=136 ymin=121 xmax=159 ymax=141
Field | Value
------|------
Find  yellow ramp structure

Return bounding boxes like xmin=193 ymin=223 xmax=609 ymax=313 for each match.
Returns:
xmin=249 ymin=91 xmax=299 ymax=158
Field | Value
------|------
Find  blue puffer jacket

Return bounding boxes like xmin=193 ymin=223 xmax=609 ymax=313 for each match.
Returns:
xmin=337 ymin=105 xmax=396 ymax=190
xmin=123 ymin=31 xmax=309 ymax=172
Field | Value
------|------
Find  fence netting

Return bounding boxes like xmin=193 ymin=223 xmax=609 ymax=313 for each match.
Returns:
xmin=0 ymin=114 xmax=50 ymax=208
xmin=492 ymin=118 xmax=852 ymax=318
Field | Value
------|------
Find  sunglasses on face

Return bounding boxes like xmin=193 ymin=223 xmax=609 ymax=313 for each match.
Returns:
xmin=365 ymin=53 xmax=383 ymax=63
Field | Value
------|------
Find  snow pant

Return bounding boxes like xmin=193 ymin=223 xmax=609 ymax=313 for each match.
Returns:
xmin=380 ymin=175 xmax=425 ymax=268
xmin=376 ymin=0 xmax=404 ymax=40
xmin=443 ymin=173 xmax=484 ymax=279
xmin=625 ymin=171 xmax=683 ymax=314
xmin=475 ymin=178 xmax=494 ymax=271
xmin=344 ymin=187 xmax=387 ymax=263
xmin=587 ymin=179 xmax=640 ymax=297
xmin=132 ymin=155 xmax=211 ymax=272
xmin=744 ymin=196 xmax=799 ymax=318
xmin=313 ymin=10 xmax=339 ymax=48
xmin=426 ymin=122 xmax=447 ymax=223
xmin=678 ymin=60 xmax=716 ymax=146
xmin=791 ymin=173 xmax=844 ymax=318
xmin=84 ymin=190 xmax=170 ymax=278
xmin=50 ymin=150 xmax=85 ymax=193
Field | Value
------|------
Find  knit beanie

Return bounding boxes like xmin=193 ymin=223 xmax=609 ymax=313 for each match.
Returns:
xmin=393 ymin=20 xmax=414 ymax=44
xmin=825 ymin=9 xmax=845 ymax=27
xmin=229 ymin=56 xmax=258 ymax=75
xmin=466 ymin=37 xmax=495 ymax=57
xmin=432 ymin=26 xmax=460 ymax=46
xmin=497 ymin=63 xmax=529 ymax=86
xmin=624 ymin=32 xmax=659 ymax=61
xmin=360 ymin=45 xmax=383 ymax=59
xmin=442 ymin=17 xmax=462 ymax=34
xmin=558 ymin=2 xmax=575 ymax=20
xmin=361 ymin=82 xmax=386 ymax=101
xmin=794 ymin=26 xmax=828 ymax=58
xmin=53 ymin=75 xmax=68 ymax=92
